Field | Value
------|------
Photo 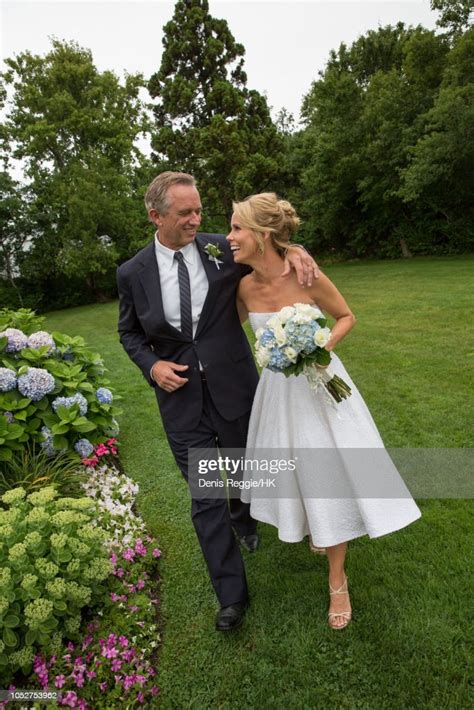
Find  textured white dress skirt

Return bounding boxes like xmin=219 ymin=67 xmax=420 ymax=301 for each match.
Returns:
xmin=243 ymin=313 xmax=421 ymax=547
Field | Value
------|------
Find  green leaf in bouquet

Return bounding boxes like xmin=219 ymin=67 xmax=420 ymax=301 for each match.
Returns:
xmin=315 ymin=349 xmax=331 ymax=366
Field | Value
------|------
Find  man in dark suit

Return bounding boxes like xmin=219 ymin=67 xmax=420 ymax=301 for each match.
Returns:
xmin=117 ymin=172 xmax=317 ymax=631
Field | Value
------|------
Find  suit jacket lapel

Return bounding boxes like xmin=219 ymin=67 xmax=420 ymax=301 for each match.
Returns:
xmin=195 ymin=235 xmax=227 ymax=337
xmin=137 ymin=241 xmax=184 ymax=339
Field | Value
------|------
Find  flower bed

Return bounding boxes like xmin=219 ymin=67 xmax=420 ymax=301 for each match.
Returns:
xmin=0 ymin=311 xmax=161 ymax=708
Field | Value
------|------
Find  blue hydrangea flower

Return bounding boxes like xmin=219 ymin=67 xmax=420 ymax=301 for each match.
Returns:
xmin=17 ymin=368 xmax=55 ymax=401
xmin=267 ymin=347 xmax=292 ymax=372
xmin=0 ymin=328 xmax=28 ymax=353
xmin=0 ymin=368 xmax=17 ymax=392
xmin=27 ymin=331 xmax=56 ymax=354
xmin=40 ymin=426 xmax=56 ymax=457
xmin=52 ymin=392 xmax=88 ymax=416
xmin=3 ymin=411 xmax=14 ymax=424
xmin=96 ymin=387 xmax=113 ymax=405
xmin=258 ymin=329 xmax=277 ymax=349
xmin=74 ymin=438 xmax=94 ymax=458
xmin=284 ymin=319 xmax=319 ymax=354
xmin=62 ymin=349 xmax=75 ymax=362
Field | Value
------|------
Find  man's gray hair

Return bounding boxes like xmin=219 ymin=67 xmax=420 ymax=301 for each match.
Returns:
xmin=144 ymin=171 xmax=196 ymax=215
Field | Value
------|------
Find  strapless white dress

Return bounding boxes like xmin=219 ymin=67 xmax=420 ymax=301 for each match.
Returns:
xmin=243 ymin=312 xmax=421 ymax=547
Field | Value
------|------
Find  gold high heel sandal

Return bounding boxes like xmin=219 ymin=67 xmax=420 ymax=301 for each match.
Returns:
xmin=308 ymin=537 xmax=326 ymax=555
xmin=328 ymin=576 xmax=352 ymax=630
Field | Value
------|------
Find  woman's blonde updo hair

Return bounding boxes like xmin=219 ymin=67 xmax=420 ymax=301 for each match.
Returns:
xmin=232 ymin=193 xmax=301 ymax=256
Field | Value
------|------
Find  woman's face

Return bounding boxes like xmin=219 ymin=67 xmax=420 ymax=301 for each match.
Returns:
xmin=226 ymin=213 xmax=260 ymax=264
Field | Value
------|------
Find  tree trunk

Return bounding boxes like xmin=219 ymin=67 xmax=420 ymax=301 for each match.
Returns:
xmin=399 ymin=238 xmax=413 ymax=258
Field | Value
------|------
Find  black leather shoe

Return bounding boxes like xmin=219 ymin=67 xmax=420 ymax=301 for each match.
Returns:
xmin=215 ymin=601 xmax=248 ymax=632
xmin=238 ymin=533 xmax=260 ymax=553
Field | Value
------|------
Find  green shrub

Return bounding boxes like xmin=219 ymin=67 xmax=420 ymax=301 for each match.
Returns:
xmin=0 ymin=308 xmax=121 ymax=462
xmin=0 ymin=486 xmax=113 ymax=683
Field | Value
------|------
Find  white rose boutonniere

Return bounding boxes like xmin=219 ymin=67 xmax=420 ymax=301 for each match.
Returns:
xmin=203 ymin=242 xmax=224 ymax=270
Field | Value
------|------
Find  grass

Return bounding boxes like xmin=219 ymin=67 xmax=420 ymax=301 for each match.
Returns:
xmin=43 ymin=256 xmax=474 ymax=709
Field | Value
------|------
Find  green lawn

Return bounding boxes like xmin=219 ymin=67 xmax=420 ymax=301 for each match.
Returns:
xmin=44 ymin=256 xmax=473 ymax=709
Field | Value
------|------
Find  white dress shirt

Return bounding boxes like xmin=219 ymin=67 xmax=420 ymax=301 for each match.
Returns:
xmin=154 ymin=233 xmax=209 ymax=336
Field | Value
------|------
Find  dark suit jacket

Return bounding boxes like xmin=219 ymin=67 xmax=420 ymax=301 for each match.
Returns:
xmin=117 ymin=233 xmax=259 ymax=431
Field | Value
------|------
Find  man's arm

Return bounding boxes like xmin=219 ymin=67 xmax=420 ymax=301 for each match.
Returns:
xmin=117 ymin=267 xmax=160 ymax=387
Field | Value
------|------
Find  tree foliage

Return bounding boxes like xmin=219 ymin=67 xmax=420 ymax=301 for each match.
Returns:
xmin=292 ymin=21 xmax=472 ymax=258
xmin=431 ymin=0 xmax=473 ymax=36
xmin=0 ymin=39 xmax=150 ymax=306
xmin=148 ymin=0 xmax=285 ymax=229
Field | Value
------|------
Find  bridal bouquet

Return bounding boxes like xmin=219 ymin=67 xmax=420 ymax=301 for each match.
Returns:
xmin=254 ymin=303 xmax=352 ymax=403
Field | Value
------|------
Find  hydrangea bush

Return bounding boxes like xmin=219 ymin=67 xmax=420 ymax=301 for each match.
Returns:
xmin=0 ymin=309 xmax=121 ymax=462
xmin=0 ymin=486 xmax=113 ymax=684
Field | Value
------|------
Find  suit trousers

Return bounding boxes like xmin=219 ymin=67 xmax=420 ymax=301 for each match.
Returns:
xmin=164 ymin=375 xmax=257 ymax=607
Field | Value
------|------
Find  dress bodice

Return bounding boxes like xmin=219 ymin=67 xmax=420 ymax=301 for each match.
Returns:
xmin=248 ymin=312 xmax=277 ymax=334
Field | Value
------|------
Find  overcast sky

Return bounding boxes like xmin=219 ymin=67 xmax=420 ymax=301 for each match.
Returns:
xmin=2 ymin=1 xmax=439 ymax=121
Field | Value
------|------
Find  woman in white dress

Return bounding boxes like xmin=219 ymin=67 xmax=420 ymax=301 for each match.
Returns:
xmin=226 ymin=192 xmax=421 ymax=629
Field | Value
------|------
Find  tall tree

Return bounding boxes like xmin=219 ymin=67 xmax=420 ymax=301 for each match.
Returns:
xmin=1 ymin=39 xmax=149 ymax=303
xmin=295 ymin=25 xmax=454 ymax=258
xmin=148 ymin=0 xmax=285 ymax=229
xmin=398 ymin=27 xmax=474 ymax=251
xmin=431 ymin=0 xmax=473 ymax=36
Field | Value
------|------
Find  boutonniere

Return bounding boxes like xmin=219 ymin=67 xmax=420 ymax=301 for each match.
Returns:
xmin=203 ymin=242 xmax=224 ymax=270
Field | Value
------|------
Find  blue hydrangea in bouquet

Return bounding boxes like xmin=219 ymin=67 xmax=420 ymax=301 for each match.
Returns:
xmin=254 ymin=303 xmax=352 ymax=403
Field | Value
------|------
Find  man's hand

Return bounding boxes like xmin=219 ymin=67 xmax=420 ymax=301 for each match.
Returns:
xmin=151 ymin=360 xmax=189 ymax=392
xmin=283 ymin=246 xmax=319 ymax=287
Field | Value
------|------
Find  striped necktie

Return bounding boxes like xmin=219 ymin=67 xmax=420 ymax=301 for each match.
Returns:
xmin=174 ymin=251 xmax=193 ymax=339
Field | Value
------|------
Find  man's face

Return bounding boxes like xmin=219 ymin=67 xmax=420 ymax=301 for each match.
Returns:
xmin=150 ymin=184 xmax=202 ymax=250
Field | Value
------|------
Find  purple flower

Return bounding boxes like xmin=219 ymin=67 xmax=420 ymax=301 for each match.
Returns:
xmin=134 ymin=539 xmax=147 ymax=556
xmin=118 ymin=636 xmax=129 ymax=647
xmin=0 ymin=368 xmax=17 ymax=392
xmin=136 ymin=579 xmax=145 ymax=590
xmin=3 ymin=411 xmax=14 ymax=424
xmin=55 ymin=675 xmax=66 ymax=688
xmin=96 ymin=387 xmax=113 ymax=405
xmin=123 ymin=548 xmax=135 ymax=561
xmin=18 ymin=367 xmax=55 ymax=401
xmin=137 ymin=692 xmax=145 ymax=703
xmin=99 ymin=682 xmax=107 ymax=691
xmin=74 ymin=438 xmax=94 ymax=458
xmin=27 ymin=331 xmax=56 ymax=354
xmin=53 ymin=392 xmax=88 ymax=416
xmin=0 ymin=328 xmax=27 ymax=352
xmin=152 ymin=548 xmax=161 ymax=558
xmin=151 ymin=686 xmax=159 ymax=696
xmin=111 ymin=659 xmax=122 ymax=671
